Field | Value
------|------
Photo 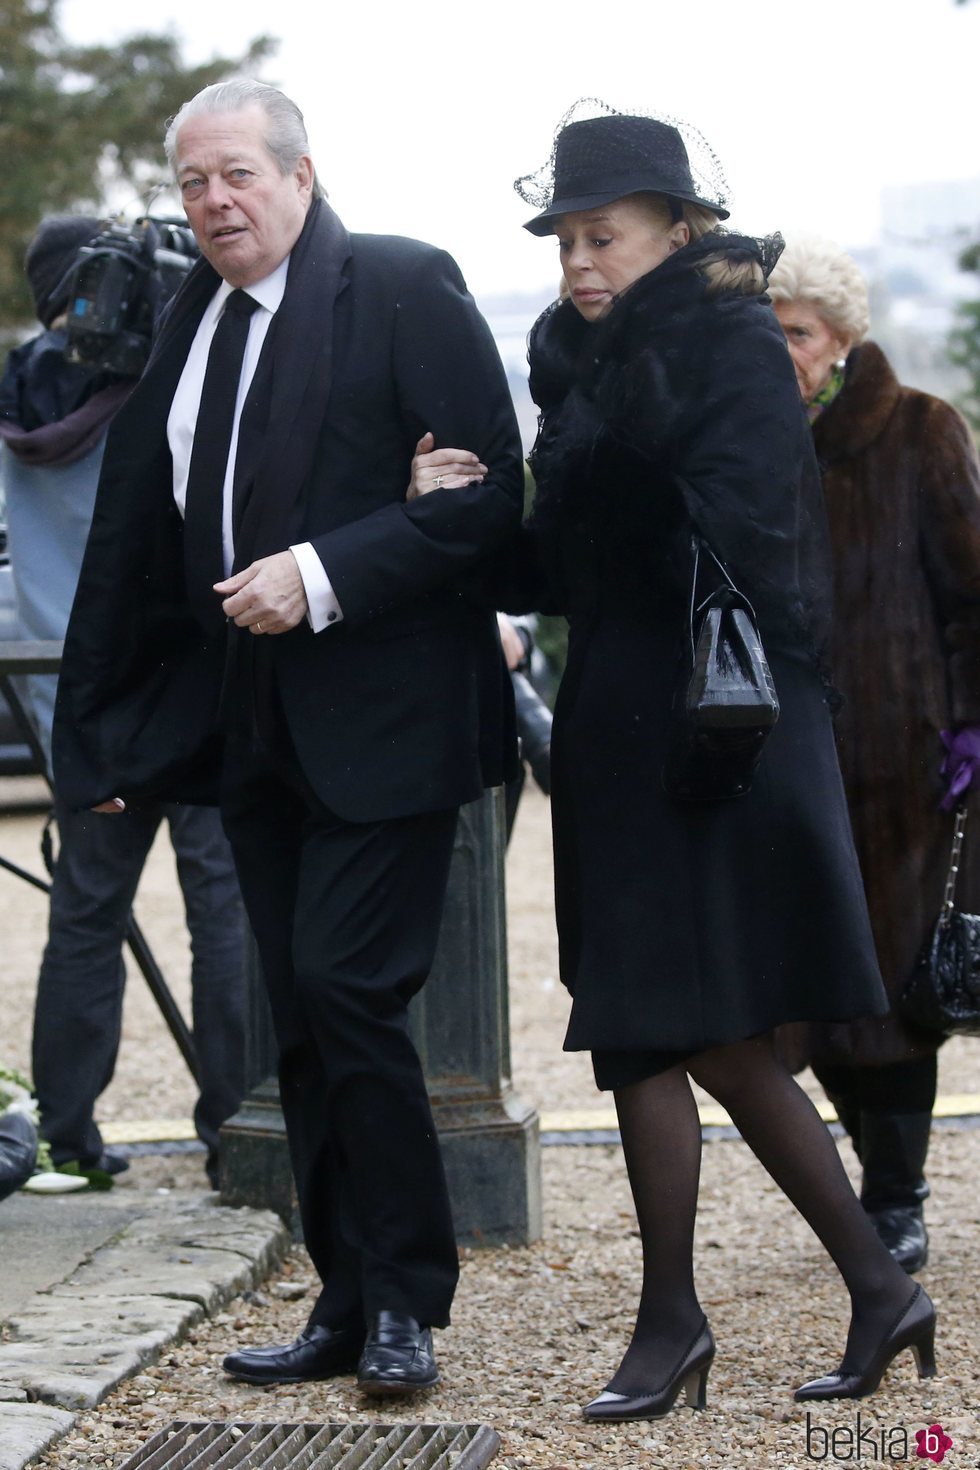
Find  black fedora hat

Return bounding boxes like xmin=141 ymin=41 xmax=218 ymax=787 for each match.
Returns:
xmin=519 ymin=112 xmax=729 ymax=236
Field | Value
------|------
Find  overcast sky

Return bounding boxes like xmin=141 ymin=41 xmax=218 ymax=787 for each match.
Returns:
xmin=61 ymin=0 xmax=980 ymax=299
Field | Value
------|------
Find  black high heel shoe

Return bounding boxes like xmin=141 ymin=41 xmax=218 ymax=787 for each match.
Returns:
xmin=795 ymin=1285 xmax=936 ymax=1402
xmin=583 ymin=1318 xmax=715 ymax=1423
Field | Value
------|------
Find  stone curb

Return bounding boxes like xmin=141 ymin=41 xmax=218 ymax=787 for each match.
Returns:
xmin=0 ymin=1195 xmax=289 ymax=1470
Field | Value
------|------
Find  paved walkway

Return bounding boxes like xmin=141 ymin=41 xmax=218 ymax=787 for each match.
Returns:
xmin=0 ymin=1189 xmax=287 ymax=1470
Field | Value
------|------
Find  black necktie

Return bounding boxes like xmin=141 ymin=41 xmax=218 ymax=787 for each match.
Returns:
xmin=183 ymin=288 xmax=260 ymax=633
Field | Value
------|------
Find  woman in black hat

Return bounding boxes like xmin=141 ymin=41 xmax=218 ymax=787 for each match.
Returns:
xmin=411 ymin=104 xmax=934 ymax=1418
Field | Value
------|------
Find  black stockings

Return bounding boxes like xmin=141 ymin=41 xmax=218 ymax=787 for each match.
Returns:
xmin=608 ymin=1066 xmax=705 ymax=1394
xmin=607 ymin=1036 xmax=913 ymax=1394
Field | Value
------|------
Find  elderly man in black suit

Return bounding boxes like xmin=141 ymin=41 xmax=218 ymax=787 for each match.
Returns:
xmin=53 ymin=79 xmax=524 ymax=1395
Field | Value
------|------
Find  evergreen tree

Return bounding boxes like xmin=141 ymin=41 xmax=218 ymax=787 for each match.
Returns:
xmin=0 ymin=0 xmax=274 ymax=329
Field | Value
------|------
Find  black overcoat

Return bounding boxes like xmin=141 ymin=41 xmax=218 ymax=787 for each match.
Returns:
xmin=53 ymin=201 xmax=524 ymax=821
xmin=518 ymin=238 xmax=887 ymax=1062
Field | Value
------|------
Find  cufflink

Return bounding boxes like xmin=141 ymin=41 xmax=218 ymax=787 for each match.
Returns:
xmin=327 ymin=611 xmax=337 ymax=622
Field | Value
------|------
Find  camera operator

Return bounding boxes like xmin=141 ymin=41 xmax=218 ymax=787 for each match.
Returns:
xmin=0 ymin=214 xmax=245 ymax=1187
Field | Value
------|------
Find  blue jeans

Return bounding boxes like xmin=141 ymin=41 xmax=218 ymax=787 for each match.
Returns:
xmin=31 ymin=798 xmax=245 ymax=1177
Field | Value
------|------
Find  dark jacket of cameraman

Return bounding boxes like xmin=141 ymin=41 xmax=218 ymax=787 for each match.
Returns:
xmin=0 ymin=212 xmax=133 ymax=475
xmin=0 ymin=328 xmax=130 ymax=468
xmin=0 ymin=328 xmax=130 ymax=764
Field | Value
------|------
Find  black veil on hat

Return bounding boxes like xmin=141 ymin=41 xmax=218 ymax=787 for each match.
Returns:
xmin=516 ymin=98 xmax=730 ymax=235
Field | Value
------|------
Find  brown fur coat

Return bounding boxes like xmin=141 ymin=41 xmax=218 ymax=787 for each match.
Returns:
xmin=803 ymin=340 xmax=980 ymax=1066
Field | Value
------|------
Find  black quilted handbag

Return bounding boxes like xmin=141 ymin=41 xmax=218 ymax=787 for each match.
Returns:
xmin=663 ymin=537 xmax=780 ymax=802
xmin=901 ymin=803 xmax=980 ymax=1036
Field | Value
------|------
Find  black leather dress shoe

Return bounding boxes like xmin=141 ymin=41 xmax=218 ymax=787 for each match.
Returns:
xmin=869 ymin=1205 xmax=929 ymax=1273
xmin=794 ymin=1285 xmax=936 ymax=1402
xmin=222 ymin=1324 xmax=364 ymax=1384
xmin=357 ymin=1311 xmax=439 ymax=1395
xmin=582 ymin=1318 xmax=715 ymax=1423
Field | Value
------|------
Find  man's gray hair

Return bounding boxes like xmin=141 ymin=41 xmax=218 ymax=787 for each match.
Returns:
xmin=164 ymin=79 xmax=326 ymax=200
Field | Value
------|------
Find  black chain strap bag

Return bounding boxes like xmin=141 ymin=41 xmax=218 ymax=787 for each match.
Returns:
xmin=901 ymin=803 xmax=980 ymax=1036
xmin=663 ymin=536 xmax=780 ymax=802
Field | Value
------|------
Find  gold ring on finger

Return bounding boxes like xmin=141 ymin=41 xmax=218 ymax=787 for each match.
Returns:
xmin=434 ymin=474 xmax=444 ymax=489
xmin=256 ymin=621 xmax=264 ymax=633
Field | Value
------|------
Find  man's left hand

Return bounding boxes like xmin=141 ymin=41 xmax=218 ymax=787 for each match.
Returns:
xmin=215 ymin=551 xmax=309 ymax=635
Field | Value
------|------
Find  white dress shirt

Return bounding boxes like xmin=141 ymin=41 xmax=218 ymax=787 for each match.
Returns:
xmin=167 ymin=258 xmax=342 ymax=633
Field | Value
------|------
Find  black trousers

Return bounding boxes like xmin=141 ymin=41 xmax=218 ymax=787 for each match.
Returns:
xmin=812 ymin=1055 xmax=937 ymax=1210
xmin=220 ymin=732 xmax=460 ymax=1330
xmin=813 ymin=1055 xmax=939 ymax=1121
xmin=32 ymin=797 xmax=245 ymax=1170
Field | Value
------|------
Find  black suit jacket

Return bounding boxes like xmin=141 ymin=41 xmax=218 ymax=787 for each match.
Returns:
xmin=53 ymin=201 xmax=524 ymax=821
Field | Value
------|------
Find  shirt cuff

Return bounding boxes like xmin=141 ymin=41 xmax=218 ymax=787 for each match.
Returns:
xmin=289 ymin=542 xmax=344 ymax=633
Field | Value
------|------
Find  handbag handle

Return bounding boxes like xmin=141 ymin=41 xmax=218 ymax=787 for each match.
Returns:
xmin=686 ymin=534 xmax=759 ymax=660
xmin=939 ymin=803 xmax=969 ymax=930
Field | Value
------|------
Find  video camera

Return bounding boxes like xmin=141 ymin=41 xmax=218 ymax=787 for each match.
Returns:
xmin=63 ymin=216 xmax=198 ymax=378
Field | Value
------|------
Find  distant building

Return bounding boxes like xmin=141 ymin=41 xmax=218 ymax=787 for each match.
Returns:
xmin=870 ymin=178 xmax=980 ymax=401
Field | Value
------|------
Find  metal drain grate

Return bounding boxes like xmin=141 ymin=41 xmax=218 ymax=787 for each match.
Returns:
xmin=117 ymin=1421 xmax=500 ymax=1469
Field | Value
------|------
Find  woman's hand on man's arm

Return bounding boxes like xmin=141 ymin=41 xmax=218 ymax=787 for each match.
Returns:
xmin=407 ymin=431 xmax=486 ymax=500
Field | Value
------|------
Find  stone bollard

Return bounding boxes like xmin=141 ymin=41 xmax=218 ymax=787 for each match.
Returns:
xmin=220 ymin=788 xmax=542 ymax=1247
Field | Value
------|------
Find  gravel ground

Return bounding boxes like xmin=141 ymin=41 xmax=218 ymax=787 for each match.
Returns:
xmin=26 ymin=1131 xmax=980 ymax=1470
xmin=2 ymin=778 xmax=979 ymax=1467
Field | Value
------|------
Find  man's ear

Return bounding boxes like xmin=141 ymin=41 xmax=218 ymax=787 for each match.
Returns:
xmin=295 ymin=154 xmax=315 ymax=200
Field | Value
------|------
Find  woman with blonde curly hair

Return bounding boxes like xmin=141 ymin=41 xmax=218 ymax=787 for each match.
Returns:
xmin=769 ymin=236 xmax=980 ymax=1276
